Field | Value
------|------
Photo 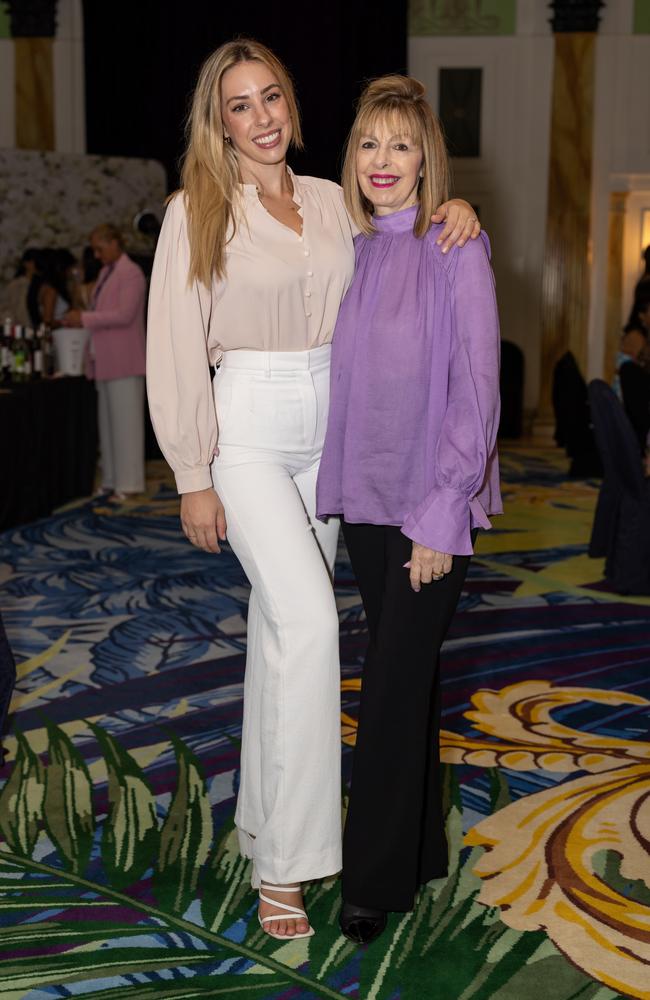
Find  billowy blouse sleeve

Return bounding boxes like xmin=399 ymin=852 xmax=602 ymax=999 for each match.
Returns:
xmin=401 ymin=233 xmax=501 ymax=555
xmin=146 ymin=194 xmax=217 ymax=495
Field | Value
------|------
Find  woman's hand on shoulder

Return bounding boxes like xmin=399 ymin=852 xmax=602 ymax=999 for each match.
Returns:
xmin=180 ymin=487 xmax=227 ymax=553
xmin=406 ymin=543 xmax=453 ymax=593
xmin=431 ymin=199 xmax=480 ymax=254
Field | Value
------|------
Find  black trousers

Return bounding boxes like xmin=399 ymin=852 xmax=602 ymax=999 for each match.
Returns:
xmin=341 ymin=521 xmax=471 ymax=912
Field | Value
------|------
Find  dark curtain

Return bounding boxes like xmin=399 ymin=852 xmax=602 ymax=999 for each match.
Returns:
xmin=82 ymin=0 xmax=408 ymax=189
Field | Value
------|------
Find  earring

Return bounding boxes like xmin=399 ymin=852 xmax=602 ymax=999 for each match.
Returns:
xmin=224 ymin=135 xmax=231 ymax=144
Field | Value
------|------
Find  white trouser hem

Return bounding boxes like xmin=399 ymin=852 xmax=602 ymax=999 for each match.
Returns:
xmin=238 ymin=829 xmax=342 ymax=887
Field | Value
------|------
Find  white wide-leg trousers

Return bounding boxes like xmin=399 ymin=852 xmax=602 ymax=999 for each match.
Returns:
xmin=97 ymin=375 xmax=145 ymax=493
xmin=211 ymin=345 xmax=341 ymax=887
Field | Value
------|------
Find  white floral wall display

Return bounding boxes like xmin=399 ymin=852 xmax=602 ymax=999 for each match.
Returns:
xmin=0 ymin=149 xmax=167 ymax=291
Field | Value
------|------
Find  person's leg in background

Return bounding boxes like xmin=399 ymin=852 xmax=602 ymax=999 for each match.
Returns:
xmin=105 ymin=375 xmax=145 ymax=496
xmin=96 ymin=379 xmax=114 ymax=492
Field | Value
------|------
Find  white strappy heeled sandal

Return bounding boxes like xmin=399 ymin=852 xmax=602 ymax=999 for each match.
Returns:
xmin=258 ymin=882 xmax=315 ymax=940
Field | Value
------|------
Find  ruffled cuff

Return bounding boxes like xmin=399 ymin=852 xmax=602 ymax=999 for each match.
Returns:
xmin=401 ymin=487 xmax=491 ymax=556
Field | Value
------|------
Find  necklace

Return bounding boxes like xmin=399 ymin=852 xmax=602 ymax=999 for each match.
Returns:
xmin=255 ymin=167 xmax=298 ymax=210
xmin=256 ymin=187 xmax=299 ymax=211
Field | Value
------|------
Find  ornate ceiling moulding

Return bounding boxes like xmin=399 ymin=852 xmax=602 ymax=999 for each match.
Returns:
xmin=7 ymin=0 xmax=58 ymax=38
xmin=548 ymin=0 xmax=605 ymax=32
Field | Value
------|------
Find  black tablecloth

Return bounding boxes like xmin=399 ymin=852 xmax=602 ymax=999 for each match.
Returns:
xmin=0 ymin=377 xmax=98 ymax=531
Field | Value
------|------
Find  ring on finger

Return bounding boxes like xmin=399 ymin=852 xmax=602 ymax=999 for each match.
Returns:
xmin=433 ymin=573 xmax=444 ymax=580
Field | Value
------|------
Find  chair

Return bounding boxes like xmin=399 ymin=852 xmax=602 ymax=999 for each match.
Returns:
xmin=619 ymin=361 xmax=650 ymax=454
xmin=552 ymin=352 xmax=601 ymax=477
xmin=587 ymin=379 xmax=650 ymax=595
xmin=499 ymin=340 xmax=524 ymax=438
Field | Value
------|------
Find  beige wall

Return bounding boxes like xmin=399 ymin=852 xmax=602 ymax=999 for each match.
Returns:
xmin=590 ymin=1 xmax=650 ymax=382
xmin=409 ymin=1 xmax=553 ymax=418
xmin=410 ymin=0 xmax=650 ymax=418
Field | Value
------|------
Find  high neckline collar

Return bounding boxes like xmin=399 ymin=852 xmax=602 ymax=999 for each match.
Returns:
xmin=240 ymin=165 xmax=302 ymax=206
xmin=372 ymin=203 xmax=419 ymax=233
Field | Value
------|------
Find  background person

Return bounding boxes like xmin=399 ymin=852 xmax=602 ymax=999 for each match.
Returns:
xmin=40 ymin=248 xmax=82 ymax=327
xmin=316 ymin=75 xmax=501 ymax=944
xmin=63 ymin=224 xmax=146 ymax=501
xmin=612 ymin=320 xmax=647 ymax=401
xmin=78 ymin=245 xmax=103 ymax=309
xmin=2 ymin=248 xmax=44 ymax=328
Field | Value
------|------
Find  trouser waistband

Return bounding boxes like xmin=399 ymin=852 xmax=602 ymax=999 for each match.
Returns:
xmin=219 ymin=343 xmax=331 ymax=372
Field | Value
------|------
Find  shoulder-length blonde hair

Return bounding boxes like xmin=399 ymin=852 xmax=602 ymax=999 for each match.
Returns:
xmin=180 ymin=38 xmax=303 ymax=287
xmin=342 ymin=75 xmax=449 ymax=239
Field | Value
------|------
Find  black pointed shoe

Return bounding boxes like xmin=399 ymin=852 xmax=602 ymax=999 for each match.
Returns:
xmin=339 ymin=901 xmax=387 ymax=944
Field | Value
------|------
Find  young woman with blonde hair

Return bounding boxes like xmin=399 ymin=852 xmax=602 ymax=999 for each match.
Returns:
xmin=147 ymin=41 xmax=480 ymax=940
xmin=317 ymin=75 xmax=501 ymax=942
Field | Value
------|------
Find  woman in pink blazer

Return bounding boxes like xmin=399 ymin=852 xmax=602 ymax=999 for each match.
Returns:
xmin=64 ymin=224 xmax=146 ymax=500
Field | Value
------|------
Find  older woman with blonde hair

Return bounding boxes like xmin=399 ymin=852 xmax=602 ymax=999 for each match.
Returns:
xmin=317 ymin=75 xmax=502 ymax=943
xmin=147 ymin=40 xmax=480 ymax=940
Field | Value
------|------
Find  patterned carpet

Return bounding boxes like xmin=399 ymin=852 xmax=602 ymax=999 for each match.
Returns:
xmin=0 ymin=444 xmax=649 ymax=1000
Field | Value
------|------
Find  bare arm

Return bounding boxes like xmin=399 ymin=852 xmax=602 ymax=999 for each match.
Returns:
xmin=40 ymin=284 xmax=57 ymax=325
xmin=431 ymin=199 xmax=481 ymax=253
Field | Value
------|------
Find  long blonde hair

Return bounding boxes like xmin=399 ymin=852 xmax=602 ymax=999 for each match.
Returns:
xmin=342 ymin=75 xmax=449 ymax=239
xmin=181 ymin=39 xmax=304 ymax=287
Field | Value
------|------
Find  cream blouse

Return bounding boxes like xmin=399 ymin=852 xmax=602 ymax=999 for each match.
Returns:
xmin=146 ymin=170 xmax=356 ymax=494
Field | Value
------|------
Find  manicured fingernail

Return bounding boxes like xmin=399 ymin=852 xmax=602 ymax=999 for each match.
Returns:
xmin=458 ymin=240 xmax=465 ymax=246
xmin=436 ymin=238 xmax=442 ymax=245
xmin=442 ymin=246 xmax=449 ymax=254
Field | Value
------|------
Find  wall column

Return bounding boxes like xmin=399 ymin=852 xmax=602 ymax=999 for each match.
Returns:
xmin=537 ymin=0 xmax=604 ymax=427
xmin=8 ymin=0 xmax=59 ymax=150
xmin=603 ymin=191 xmax=629 ymax=383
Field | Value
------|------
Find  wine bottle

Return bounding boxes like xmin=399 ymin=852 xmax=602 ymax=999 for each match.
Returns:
xmin=41 ymin=324 xmax=55 ymax=377
xmin=24 ymin=327 xmax=34 ymax=380
xmin=1 ymin=318 xmax=11 ymax=382
xmin=12 ymin=326 xmax=26 ymax=382
xmin=33 ymin=326 xmax=44 ymax=379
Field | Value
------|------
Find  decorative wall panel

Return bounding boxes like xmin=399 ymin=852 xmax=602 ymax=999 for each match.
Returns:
xmin=0 ymin=2 xmax=10 ymax=39
xmin=410 ymin=0 xmax=516 ymax=36
xmin=634 ymin=0 xmax=650 ymax=33
xmin=0 ymin=150 xmax=166 ymax=292
xmin=439 ymin=67 xmax=482 ymax=157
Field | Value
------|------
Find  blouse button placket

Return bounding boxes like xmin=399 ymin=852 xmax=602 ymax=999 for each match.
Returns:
xmin=302 ymin=236 xmax=312 ymax=316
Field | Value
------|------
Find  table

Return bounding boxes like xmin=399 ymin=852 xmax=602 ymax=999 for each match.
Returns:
xmin=0 ymin=376 xmax=98 ymax=531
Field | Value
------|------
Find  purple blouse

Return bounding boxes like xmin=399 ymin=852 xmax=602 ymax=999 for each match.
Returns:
xmin=315 ymin=204 xmax=502 ymax=556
